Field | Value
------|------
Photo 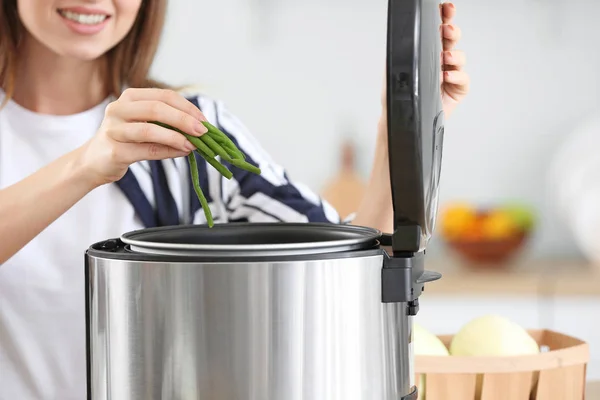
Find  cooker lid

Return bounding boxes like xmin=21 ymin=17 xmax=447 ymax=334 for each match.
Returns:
xmin=386 ymin=0 xmax=445 ymax=253
xmin=120 ymin=223 xmax=381 ymax=258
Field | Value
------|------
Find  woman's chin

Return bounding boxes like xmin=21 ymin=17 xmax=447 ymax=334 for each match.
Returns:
xmin=54 ymin=43 xmax=110 ymax=62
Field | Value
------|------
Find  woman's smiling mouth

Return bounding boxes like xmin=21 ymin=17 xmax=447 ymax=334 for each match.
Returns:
xmin=57 ymin=7 xmax=111 ymax=34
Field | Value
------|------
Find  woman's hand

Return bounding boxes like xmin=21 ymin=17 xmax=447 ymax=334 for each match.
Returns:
xmin=0 ymin=88 xmax=210 ymax=263
xmin=379 ymin=2 xmax=469 ymax=120
xmin=440 ymin=2 xmax=469 ymax=117
xmin=77 ymin=88 xmax=208 ymax=187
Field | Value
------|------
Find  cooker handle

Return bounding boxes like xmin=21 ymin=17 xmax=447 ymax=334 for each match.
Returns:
xmin=416 ymin=270 xmax=442 ymax=285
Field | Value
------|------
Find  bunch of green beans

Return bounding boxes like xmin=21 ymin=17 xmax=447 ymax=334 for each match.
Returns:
xmin=150 ymin=120 xmax=261 ymax=227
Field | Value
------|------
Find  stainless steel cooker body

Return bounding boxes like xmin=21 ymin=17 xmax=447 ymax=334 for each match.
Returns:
xmin=85 ymin=223 xmax=438 ymax=400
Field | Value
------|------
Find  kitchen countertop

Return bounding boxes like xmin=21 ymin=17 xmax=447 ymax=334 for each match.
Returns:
xmin=422 ymin=257 xmax=600 ymax=296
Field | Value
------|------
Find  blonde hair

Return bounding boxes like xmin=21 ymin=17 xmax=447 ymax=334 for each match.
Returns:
xmin=0 ymin=0 xmax=172 ymax=107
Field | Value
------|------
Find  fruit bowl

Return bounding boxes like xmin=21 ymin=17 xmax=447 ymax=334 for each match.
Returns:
xmin=446 ymin=230 xmax=529 ymax=265
xmin=439 ymin=202 xmax=535 ymax=266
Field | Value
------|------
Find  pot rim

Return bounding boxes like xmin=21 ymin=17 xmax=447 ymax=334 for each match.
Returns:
xmin=120 ymin=222 xmax=382 ymax=257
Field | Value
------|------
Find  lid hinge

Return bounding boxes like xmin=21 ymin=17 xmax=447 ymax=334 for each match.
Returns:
xmin=381 ymin=228 xmax=442 ymax=312
xmin=391 ymin=223 xmax=422 ymax=255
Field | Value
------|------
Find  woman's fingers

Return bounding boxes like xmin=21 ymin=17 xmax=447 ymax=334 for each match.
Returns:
xmin=83 ymin=91 xmax=207 ymax=187
xmin=444 ymin=70 xmax=470 ymax=91
xmin=110 ymin=122 xmax=197 ymax=152
xmin=102 ymin=89 xmax=209 ymax=155
xmin=137 ymin=143 xmax=190 ymax=161
xmin=110 ymin=100 xmax=207 ymax=137
xmin=119 ymin=142 xmax=191 ymax=162
xmin=443 ymin=50 xmax=466 ymax=71
xmin=441 ymin=23 xmax=461 ymax=51
xmin=119 ymin=88 xmax=207 ymax=123
xmin=441 ymin=2 xmax=456 ymax=23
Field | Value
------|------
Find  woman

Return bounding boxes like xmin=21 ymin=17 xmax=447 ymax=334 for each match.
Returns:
xmin=0 ymin=0 xmax=469 ymax=398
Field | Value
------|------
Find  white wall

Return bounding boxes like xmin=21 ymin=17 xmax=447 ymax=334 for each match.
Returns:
xmin=151 ymin=0 xmax=600 ymax=259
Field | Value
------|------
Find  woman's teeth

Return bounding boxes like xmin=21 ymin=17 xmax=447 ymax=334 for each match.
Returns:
xmin=58 ymin=10 xmax=108 ymax=25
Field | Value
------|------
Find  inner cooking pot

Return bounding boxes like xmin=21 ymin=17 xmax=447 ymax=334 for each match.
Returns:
xmin=118 ymin=222 xmax=383 ymax=258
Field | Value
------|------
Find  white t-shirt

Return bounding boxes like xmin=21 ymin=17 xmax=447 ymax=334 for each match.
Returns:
xmin=0 ymin=94 xmax=148 ymax=400
xmin=0 ymin=91 xmax=341 ymax=399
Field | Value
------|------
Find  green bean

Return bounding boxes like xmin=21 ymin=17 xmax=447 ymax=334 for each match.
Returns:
xmin=204 ymin=124 xmax=247 ymax=159
xmin=230 ymin=158 xmax=261 ymax=175
xmin=223 ymin=143 xmax=245 ymax=160
xmin=200 ymin=134 xmax=234 ymax=163
xmin=148 ymin=119 xmax=261 ymax=228
xmin=187 ymin=152 xmax=214 ymax=227
xmin=198 ymin=122 xmax=259 ymax=171
xmin=185 ymin=134 xmax=215 ymax=158
xmin=206 ymin=129 xmax=229 ymax=145
xmin=202 ymin=121 xmax=230 ymax=143
xmin=206 ymin=132 xmax=225 ymax=145
xmin=200 ymin=135 xmax=259 ymax=174
xmin=196 ymin=150 xmax=233 ymax=180
xmin=201 ymin=122 xmax=248 ymax=161
xmin=206 ymin=131 xmax=244 ymax=159
xmin=205 ymin=128 xmax=258 ymax=170
xmin=150 ymin=121 xmax=215 ymax=158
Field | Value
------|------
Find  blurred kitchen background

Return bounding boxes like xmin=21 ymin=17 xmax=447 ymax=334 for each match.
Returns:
xmin=150 ymin=0 xmax=600 ymax=381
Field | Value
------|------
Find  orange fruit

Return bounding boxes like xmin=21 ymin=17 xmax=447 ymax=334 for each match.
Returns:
xmin=440 ymin=203 xmax=477 ymax=240
xmin=462 ymin=222 xmax=484 ymax=241
xmin=481 ymin=211 xmax=518 ymax=240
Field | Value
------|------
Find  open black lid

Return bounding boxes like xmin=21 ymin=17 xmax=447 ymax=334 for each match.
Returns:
xmin=386 ymin=0 xmax=445 ymax=254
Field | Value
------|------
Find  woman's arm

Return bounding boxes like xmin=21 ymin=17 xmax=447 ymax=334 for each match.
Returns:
xmin=352 ymin=119 xmax=394 ymax=233
xmin=0 ymin=88 xmax=213 ymax=264
xmin=0 ymin=148 xmax=95 ymax=264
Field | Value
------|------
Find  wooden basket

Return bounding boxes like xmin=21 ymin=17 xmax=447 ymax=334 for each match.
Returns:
xmin=415 ymin=330 xmax=590 ymax=400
